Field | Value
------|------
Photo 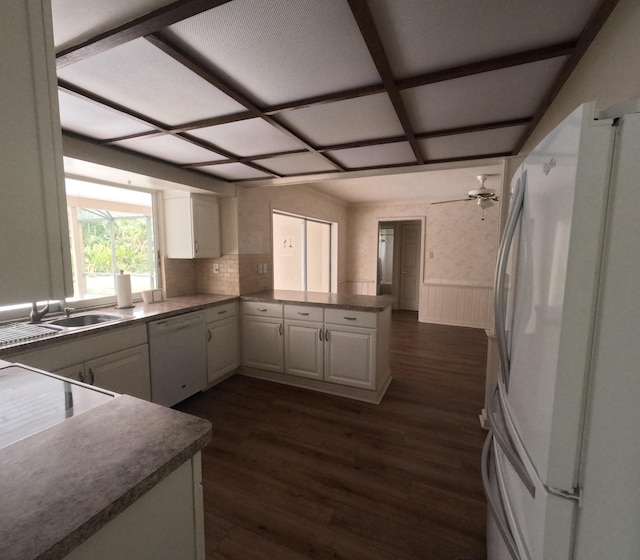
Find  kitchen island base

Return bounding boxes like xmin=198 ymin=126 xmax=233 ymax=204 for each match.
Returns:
xmin=239 ymin=365 xmax=392 ymax=404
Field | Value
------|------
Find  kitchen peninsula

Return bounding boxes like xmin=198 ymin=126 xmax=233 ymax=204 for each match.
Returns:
xmin=241 ymin=290 xmax=393 ymax=403
xmin=0 ymin=361 xmax=211 ymax=560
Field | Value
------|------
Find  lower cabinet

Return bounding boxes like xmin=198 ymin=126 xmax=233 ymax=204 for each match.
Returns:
xmin=62 ymin=453 xmax=204 ymax=560
xmin=324 ymin=325 xmax=376 ymax=390
xmin=205 ymin=302 xmax=239 ymax=385
xmin=243 ymin=302 xmax=391 ymax=402
xmin=242 ymin=302 xmax=284 ymax=372
xmin=84 ymin=345 xmax=151 ymax=400
xmin=6 ymin=325 xmax=151 ymax=400
xmin=284 ymin=306 xmax=377 ymax=390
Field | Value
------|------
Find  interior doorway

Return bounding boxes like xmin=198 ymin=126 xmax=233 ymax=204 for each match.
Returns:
xmin=377 ymin=220 xmax=422 ymax=311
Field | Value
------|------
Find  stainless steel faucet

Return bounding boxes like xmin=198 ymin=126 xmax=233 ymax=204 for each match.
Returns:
xmin=29 ymin=302 xmax=50 ymax=323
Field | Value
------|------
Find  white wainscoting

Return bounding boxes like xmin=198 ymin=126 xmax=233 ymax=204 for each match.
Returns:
xmin=339 ymin=280 xmax=377 ymax=296
xmin=419 ymin=283 xmax=494 ymax=329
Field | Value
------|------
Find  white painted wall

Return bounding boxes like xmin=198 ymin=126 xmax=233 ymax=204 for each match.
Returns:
xmin=236 ymin=183 xmax=348 ymax=287
xmin=521 ymin=0 xmax=640 ymax=157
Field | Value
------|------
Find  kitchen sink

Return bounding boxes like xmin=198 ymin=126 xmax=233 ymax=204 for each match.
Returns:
xmin=48 ymin=313 xmax=123 ymax=328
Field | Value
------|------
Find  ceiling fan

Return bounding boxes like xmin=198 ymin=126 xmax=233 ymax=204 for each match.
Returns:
xmin=432 ymin=174 xmax=500 ymax=209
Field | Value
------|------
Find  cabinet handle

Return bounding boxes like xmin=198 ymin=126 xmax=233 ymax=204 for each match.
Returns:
xmin=343 ymin=316 xmax=357 ymax=321
xmin=257 ymin=307 xmax=268 ymax=312
xmin=217 ymin=310 xmax=227 ymax=315
xmin=297 ymin=312 xmax=310 ymax=316
xmin=207 ymin=329 xmax=212 ymax=342
xmin=325 ymin=329 xmax=329 ymax=341
xmin=79 ymin=371 xmax=85 ymax=383
xmin=195 ymin=241 xmax=199 ymax=254
xmin=88 ymin=368 xmax=95 ymax=385
xmin=319 ymin=329 xmax=323 ymax=341
xmin=279 ymin=323 xmax=283 ymax=336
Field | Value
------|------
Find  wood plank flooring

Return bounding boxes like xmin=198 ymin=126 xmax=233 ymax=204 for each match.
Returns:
xmin=176 ymin=311 xmax=488 ymax=560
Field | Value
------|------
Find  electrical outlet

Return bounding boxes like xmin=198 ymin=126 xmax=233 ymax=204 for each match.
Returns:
xmin=257 ymin=264 xmax=262 ymax=274
xmin=429 ymin=251 xmax=434 ymax=259
xmin=213 ymin=263 xmax=219 ymax=273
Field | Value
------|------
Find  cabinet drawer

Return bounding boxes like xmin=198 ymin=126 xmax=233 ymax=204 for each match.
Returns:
xmin=324 ymin=308 xmax=377 ymax=329
xmin=205 ymin=301 xmax=238 ymax=323
xmin=284 ymin=305 xmax=323 ymax=322
xmin=242 ymin=301 xmax=283 ymax=318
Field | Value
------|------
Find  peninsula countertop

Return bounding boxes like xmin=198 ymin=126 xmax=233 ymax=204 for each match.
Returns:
xmin=0 ymin=366 xmax=212 ymax=560
xmin=241 ymin=290 xmax=393 ymax=311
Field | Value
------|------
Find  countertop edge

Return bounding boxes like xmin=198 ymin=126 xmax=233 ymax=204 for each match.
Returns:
xmin=0 ymin=294 xmax=239 ymax=357
xmin=0 ymin=394 xmax=212 ymax=560
xmin=240 ymin=290 xmax=393 ymax=312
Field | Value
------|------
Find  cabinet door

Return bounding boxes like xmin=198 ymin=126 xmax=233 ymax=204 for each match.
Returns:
xmin=0 ymin=0 xmax=72 ymax=305
xmin=85 ymin=344 xmax=151 ymax=400
xmin=324 ymin=326 xmax=376 ymax=389
xmin=53 ymin=363 xmax=85 ymax=383
xmin=207 ymin=316 xmax=239 ymax=384
xmin=192 ymin=195 xmax=220 ymax=258
xmin=242 ymin=317 xmax=284 ymax=372
xmin=284 ymin=320 xmax=324 ymax=380
xmin=62 ymin=456 xmax=203 ymax=560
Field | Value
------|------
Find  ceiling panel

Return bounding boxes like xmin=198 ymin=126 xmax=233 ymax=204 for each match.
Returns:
xmin=278 ymin=93 xmax=404 ymax=146
xmin=57 ymin=38 xmax=246 ymax=126
xmin=51 ymin=0 xmax=615 ymax=191
xmin=163 ymin=0 xmax=381 ymax=106
xmin=420 ymin=125 xmax=529 ymax=161
xmin=51 ymin=0 xmax=174 ymax=51
xmin=328 ymin=142 xmax=416 ymax=169
xmin=253 ymin=153 xmax=337 ymax=175
xmin=189 ymin=118 xmax=305 ymax=157
xmin=112 ymin=135 xmax=226 ymax=165
xmin=58 ymin=90 xmax=155 ymax=140
xmin=402 ymin=57 xmax=568 ymax=133
xmin=369 ymin=0 xmax=600 ymax=78
xmin=198 ymin=163 xmax=273 ymax=180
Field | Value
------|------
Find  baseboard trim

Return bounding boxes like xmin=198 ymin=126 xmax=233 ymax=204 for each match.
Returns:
xmin=238 ymin=366 xmax=392 ymax=404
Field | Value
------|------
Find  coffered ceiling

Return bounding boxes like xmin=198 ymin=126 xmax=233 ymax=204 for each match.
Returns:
xmin=52 ymin=0 xmax=618 ymax=185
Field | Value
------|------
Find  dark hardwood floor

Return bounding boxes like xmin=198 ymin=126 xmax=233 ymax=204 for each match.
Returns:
xmin=176 ymin=310 xmax=488 ymax=560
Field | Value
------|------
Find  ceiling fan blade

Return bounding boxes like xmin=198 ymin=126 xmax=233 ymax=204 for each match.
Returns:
xmin=431 ymin=198 xmax=473 ymax=205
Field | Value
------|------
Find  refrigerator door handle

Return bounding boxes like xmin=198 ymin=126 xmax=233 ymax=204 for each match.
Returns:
xmin=494 ymin=172 xmax=526 ymax=390
xmin=481 ymin=431 xmax=522 ymax=560
xmin=488 ymin=386 xmax=537 ymax=497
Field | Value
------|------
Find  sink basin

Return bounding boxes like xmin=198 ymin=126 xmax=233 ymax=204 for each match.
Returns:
xmin=48 ymin=313 xmax=123 ymax=328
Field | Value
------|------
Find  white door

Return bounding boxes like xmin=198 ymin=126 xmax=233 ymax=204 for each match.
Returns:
xmin=399 ymin=223 xmax=420 ymax=311
xmin=242 ymin=317 xmax=284 ymax=372
xmin=324 ymin=326 xmax=376 ymax=389
xmin=206 ymin=316 xmax=239 ymax=383
xmin=284 ymin=320 xmax=323 ymax=379
xmin=503 ymin=104 xmax=615 ymax=491
xmin=85 ymin=344 xmax=151 ymax=400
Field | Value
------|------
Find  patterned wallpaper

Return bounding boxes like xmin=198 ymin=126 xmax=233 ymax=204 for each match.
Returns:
xmin=425 ymin=201 xmax=500 ymax=286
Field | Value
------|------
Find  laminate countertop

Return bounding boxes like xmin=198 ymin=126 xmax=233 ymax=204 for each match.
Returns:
xmin=0 ymin=294 xmax=238 ymax=357
xmin=0 ymin=364 xmax=212 ymax=560
xmin=241 ymin=290 xmax=393 ymax=311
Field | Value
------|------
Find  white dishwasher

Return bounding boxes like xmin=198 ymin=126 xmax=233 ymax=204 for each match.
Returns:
xmin=148 ymin=311 xmax=207 ymax=407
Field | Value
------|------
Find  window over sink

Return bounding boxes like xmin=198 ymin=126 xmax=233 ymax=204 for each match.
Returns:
xmin=65 ymin=179 xmax=158 ymax=302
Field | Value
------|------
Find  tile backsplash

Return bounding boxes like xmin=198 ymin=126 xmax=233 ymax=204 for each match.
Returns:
xmin=165 ymin=254 xmax=272 ymax=297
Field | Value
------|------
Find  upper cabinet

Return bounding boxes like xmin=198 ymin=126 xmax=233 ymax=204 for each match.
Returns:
xmin=0 ymin=0 xmax=72 ymax=305
xmin=164 ymin=192 xmax=221 ymax=259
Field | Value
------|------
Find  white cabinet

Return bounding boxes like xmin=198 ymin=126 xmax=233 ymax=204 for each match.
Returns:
xmin=324 ymin=325 xmax=376 ymax=389
xmin=164 ymin=192 xmax=221 ymax=259
xmin=242 ymin=301 xmax=392 ymax=402
xmin=205 ymin=302 xmax=239 ymax=385
xmin=284 ymin=305 xmax=377 ymax=389
xmin=284 ymin=305 xmax=323 ymax=380
xmin=85 ymin=345 xmax=151 ymax=400
xmin=7 ymin=325 xmax=151 ymax=400
xmin=0 ymin=0 xmax=72 ymax=305
xmin=63 ymin=453 xmax=204 ymax=560
xmin=242 ymin=302 xmax=284 ymax=372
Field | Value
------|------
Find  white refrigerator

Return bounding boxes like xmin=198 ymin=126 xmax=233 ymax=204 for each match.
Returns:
xmin=483 ymin=100 xmax=640 ymax=559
